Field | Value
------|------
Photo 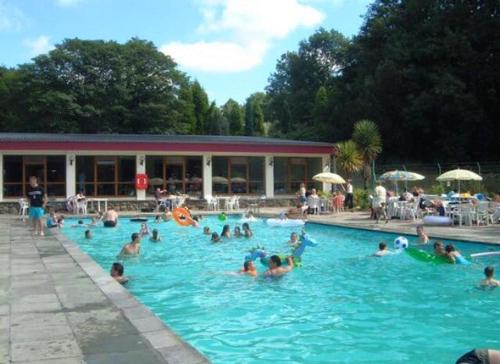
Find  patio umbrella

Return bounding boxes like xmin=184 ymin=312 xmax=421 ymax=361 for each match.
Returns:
xmin=149 ymin=178 xmax=164 ymax=186
xmin=312 ymin=172 xmax=346 ymax=185
xmin=230 ymin=177 xmax=247 ymax=183
xmin=436 ymin=168 xmax=482 ymax=195
xmin=212 ymin=176 xmax=229 ymax=184
xmin=379 ymin=170 xmax=425 ymax=194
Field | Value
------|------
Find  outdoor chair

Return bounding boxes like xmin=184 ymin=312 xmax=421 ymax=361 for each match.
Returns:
xmin=451 ymin=204 xmax=474 ymax=227
xmin=475 ymin=202 xmax=493 ymax=226
xmin=205 ymin=195 xmax=218 ymax=211
xmin=18 ymin=198 xmax=29 ymax=219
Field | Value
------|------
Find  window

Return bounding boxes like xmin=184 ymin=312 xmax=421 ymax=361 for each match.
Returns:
xmin=3 ymin=155 xmax=66 ymax=197
xmin=274 ymin=157 xmax=322 ymax=194
xmin=76 ymin=156 xmax=136 ymax=197
xmin=145 ymin=156 xmax=203 ymax=197
xmin=212 ymin=156 xmax=264 ymax=194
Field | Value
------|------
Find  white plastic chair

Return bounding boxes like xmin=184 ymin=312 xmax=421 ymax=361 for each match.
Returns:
xmin=452 ymin=204 xmax=474 ymax=227
xmin=308 ymin=196 xmax=320 ymax=215
xmin=75 ymin=199 xmax=87 ymax=215
xmin=205 ymin=195 xmax=218 ymax=211
xmin=475 ymin=202 xmax=492 ymax=226
xmin=18 ymin=199 xmax=29 ymax=219
xmin=226 ymin=196 xmax=238 ymax=211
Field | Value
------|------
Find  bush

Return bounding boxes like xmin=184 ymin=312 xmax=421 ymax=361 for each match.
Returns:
xmin=429 ymin=184 xmax=445 ymax=195
xmin=354 ymin=189 xmax=370 ymax=209
xmin=318 ymin=190 xmax=332 ymax=199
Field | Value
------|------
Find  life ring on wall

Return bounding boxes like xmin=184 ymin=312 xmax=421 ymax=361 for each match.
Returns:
xmin=172 ymin=207 xmax=193 ymax=227
xmin=135 ymin=174 xmax=149 ymax=190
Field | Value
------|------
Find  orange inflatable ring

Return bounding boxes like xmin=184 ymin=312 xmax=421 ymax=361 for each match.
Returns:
xmin=172 ymin=207 xmax=193 ymax=227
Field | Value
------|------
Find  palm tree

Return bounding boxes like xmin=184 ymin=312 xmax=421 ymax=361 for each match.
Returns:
xmin=352 ymin=120 xmax=382 ymax=190
xmin=335 ymin=140 xmax=362 ymax=178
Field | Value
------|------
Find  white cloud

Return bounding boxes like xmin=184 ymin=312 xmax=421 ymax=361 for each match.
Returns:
xmin=161 ymin=0 xmax=324 ymax=73
xmin=55 ymin=0 xmax=82 ymax=7
xmin=0 ymin=2 xmax=25 ymax=31
xmin=23 ymin=35 xmax=54 ymax=56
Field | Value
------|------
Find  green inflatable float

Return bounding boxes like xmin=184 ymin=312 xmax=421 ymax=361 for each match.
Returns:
xmin=406 ymin=247 xmax=449 ymax=265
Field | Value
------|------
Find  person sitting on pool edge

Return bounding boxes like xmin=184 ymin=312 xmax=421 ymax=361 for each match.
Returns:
xmin=110 ymin=262 xmax=128 ymax=284
xmin=373 ymin=242 xmax=391 ymax=257
xmin=416 ymin=225 xmax=429 ymax=244
xmin=150 ymin=229 xmax=161 ymax=242
xmin=242 ymin=223 xmax=253 ymax=238
xmin=103 ymin=207 xmax=119 ymax=227
xmin=479 ymin=266 xmax=499 ymax=288
xmin=239 ymin=260 xmax=257 ymax=277
xmin=211 ymin=232 xmax=220 ymax=243
xmin=221 ymin=225 xmax=231 ymax=239
xmin=445 ymin=244 xmax=468 ymax=264
xmin=264 ymin=255 xmax=294 ymax=277
xmin=84 ymin=230 xmax=92 ymax=239
xmin=46 ymin=211 xmax=61 ymax=228
xmin=119 ymin=233 xmax=141 ymax=256
xmin=203 ymin=226 xmax=211 ymax=235
xmin=234 ymin=226 xmax=242 ymax=238
xmin=433 ymin=241 xmax=446 ymax=256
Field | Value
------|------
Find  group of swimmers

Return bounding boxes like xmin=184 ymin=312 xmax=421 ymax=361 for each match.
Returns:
xmin=205 ymin=222 xmax=253 ymax=242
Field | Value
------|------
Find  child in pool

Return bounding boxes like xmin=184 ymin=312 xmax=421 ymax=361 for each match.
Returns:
xmin=445 ymin=244 xmax=467 ymax=264
xmin=71 ymin=220 xmax=86 ymax=228
xmin=150 ymin=229 xmax=161 ymax=242
xmin=416 ymin=225 xmax=429 ymax=244
xmin=234 ymin=226 xmax=242 ymax=238
xmin=479 ymin=266 xmax=499 ymax=288
xmin=264 ymin=255 xmax=294 ymax=277
xmin=239 ymin=261 xmax=257 ymax=277
xmin=84 ymin=230 xmax=92 ymax=239
xmin=433 ymin=241 xmax=446 ymax=256
xmin=220 ymin=224 xmax=231 ymax=239
xmin=373 ymin=242 xmax=390 ymax=257
xmin=191 ymin=216 xmax=200 ymax=228
xmin=203 ymin=226 xmax=211 ymax=235
xmin=110 ymin=262 xmax=128 ymax=284
xmin=288 ymin=232 xmax=299 ymax=247
xmin=242 ymin=223 xmax=253 ymax=238
xmin=211 ymin=232 xmax=220 ymax=243
xmin=139 ymin=223 xmax=150 ymax=236
xmin=154 ymin=215 xmax=162 ymax=223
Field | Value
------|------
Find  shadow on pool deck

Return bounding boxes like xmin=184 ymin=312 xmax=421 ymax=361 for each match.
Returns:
xmin=0 ymin=216 xmax=210 ymax=364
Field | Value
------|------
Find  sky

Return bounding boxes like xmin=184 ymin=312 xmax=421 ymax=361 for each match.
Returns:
xmin=0 ymin=0 xmax=373 ymax=104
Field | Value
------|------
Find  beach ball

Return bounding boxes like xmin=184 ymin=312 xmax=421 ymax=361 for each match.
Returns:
xmin=394 ymin=236 xmax=409 ymax=250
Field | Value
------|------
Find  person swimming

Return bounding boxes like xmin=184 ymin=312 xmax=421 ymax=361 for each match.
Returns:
xmin=162 ymin=208 xmax=172 ymax=222
xmin=139 ymin=222 xmax=150 ymax=236
xmin=84 ymin=229 xmax=92 ymax=239
xmin=221 ymin=224 xmax=231 ymax=239
xmin=373 ymin=242 xmax=391 ymax=257
xmin=416 ymin=225 xmax=429 ymax=244
xmin=150 ymin=229 xmax=161 ymax=242
xmin=110 ymin=262 xmax=128 ymax=284
xmin=239 ymin=260 xmax=257 ymax=277
xmin=433 ymin=241 xmax=446 ymax=256
xmin=203 ymin=226 xmax=211 ymax=235
xmin=191 ymin=215 xmax=200 ymax=228
xmin=103 ymin=208 xmax=119 ymax=227
xmin=71 ymin=220 xmax=86 ymax=228
xmin=234 ymin=226 xmax=242 ymax=238
xmin=154 ymin=215 xmax=162 ymax=223
xmin=479 ymin=266 xmax=499 ymax=288
xmin=211 ymin=232 xmax=220 ymax=243
xmin=242 ymin=223 xmax=253 ymax=238
xmin=119 ymin=233 xmax=141 ymax=256
xmin=264 ymin=255 xmax=294 ymax=277
xmin=445 ymin=244 xmax=468 ymax=264
xmin=288 ymin=232 xmax=299 ymax=247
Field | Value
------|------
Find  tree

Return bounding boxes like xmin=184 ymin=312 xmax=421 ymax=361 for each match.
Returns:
xmin=205 ymin=102 xmax=227 ymax=135
xmin=335 ymin=140 xmax=362 ymax=178
xmin=253 ymin=100 xmax=265 ymax=136
xmin=191 ymin=80 xmax=209 ymax=134
xmin=352 ymin=120 xmax=382 ymax=190
xmin=222 ymin=99 xmax=243 ymax=135
xmin=244 ymin=92 xmax=268 ymax=136
xmin=176 ymin=82 xmax=196 ymax=134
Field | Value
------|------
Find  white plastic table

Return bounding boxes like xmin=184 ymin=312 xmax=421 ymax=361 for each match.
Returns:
xmin=87 ymin=198 xmax=108 ymax=213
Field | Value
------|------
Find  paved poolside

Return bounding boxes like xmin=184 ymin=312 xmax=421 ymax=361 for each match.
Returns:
xmin=0 ymin=216 xmax=209 ymax=364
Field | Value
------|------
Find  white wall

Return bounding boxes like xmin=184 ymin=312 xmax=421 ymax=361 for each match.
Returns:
xmin=202 ymin=154 xmax=212 ymax=199
xmin=322 ymin=155 xmax=331 ymax=192
xmin=265 ymin=155 xmax=274 ymax=198
xmin=66 ymin=154 xmax=76 ymax=198
xmin=136 ymin=154 xmax=146 ymax=201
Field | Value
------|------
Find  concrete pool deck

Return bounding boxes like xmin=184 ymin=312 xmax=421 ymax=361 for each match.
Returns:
xmin=0 ymin=215 xmax=209 ymax=364
xmin=1 ymin=210 xmax=498 ymax=363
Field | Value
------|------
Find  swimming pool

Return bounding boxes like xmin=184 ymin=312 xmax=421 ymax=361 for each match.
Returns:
xmin=62 ymin=216 xmax=499 ymax=363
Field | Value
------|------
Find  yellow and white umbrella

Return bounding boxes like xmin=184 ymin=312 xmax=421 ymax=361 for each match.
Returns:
xmin=379 ymin=170 xmax=425 ymax=181
xmin=312 ymin=172 xmax=346 ymax=185
xmin=436 ymin=168 xmax=482 ymax=195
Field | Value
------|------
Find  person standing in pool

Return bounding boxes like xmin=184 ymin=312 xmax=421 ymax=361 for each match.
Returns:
xmin=27 ymin=176 xmax=47 ymax=236
xmin=416 ymin=225 xmax=430 ymax=244
xmin=84 ymin=230 xmax=92 ymax=239
xmin=239 ymin=261 xmax=257 ymax=277
xmin=150 ymin=229 xmax=161 ymax=242
xmin=103 ymin=208 xmax=118 ymax=227
xmin=479 ymin=266 xmax=499 ymax=288
xmin=433 ymin=241 xmax=446 ymax=256
xmin=119 ymin=233 xmax=141 ymax=256
xmin=445 ymin=244 xmax=467 ymax=264
xmin=242 ymin=223 xmax=253 ymax=238
xmin=373 ymin=242 xmax=391 ymax=257
xmin=203 ymin=226 xmax=211 ymax=235
xmin=211 ymin=232 xmax=221 ymax=243
xmin=110 ymin=262 xmax=128 ymax=284
xmin=288 ymin=232 xmax=299 ymax=248
xmin=264 ymin=255 xmax=294 ymax=277
xmin=220 ymin=225 xmax=231 ymax=239
xmin=234 ymin=226 xmax=242 ymax=238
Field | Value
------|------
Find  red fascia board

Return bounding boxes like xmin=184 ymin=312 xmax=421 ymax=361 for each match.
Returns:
xmin=0 ymin=141 xmax=334 ymax=154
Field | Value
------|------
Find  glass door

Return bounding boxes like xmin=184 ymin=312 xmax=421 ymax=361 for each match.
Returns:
xmin=165 ymin=157 xmax=184 ymax=194
xmin=24 ymin=160 xmax=46 ymax=195
xmin=96 ymin=158 xmax=116 ymax=196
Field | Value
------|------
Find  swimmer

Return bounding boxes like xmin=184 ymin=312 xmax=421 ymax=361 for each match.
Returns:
xmin=373 ymin=242 xmax=390 ymax=257
xmin=234 ymin=226 xmax=242 ymax=238
xmin=71 ymin=220 xmax=86 ymax=228
xmin=221 ymin=224 xmax=231 ymax=239
xmin=288 ymin=232 xmax=299 ymax=248
xmin=154 ymin=215 xmax=161 ymax=223
xmin=103 ymin=207 xmax=118 ymax=227
xmin=191 ymin=215 xmax=200 ymax=228
xmin=46 ymin=211 xmax=60 ymax=228
xmin=245 ymin=211 xmax=254 ymax=219
xmin=87 ymin=217 xmax=99 ymax=227
xmin=264 ymin=255 xmax=294 ymax=277
xmin=150 ymin=229 xmax=161 ymax=242
xmin=203 ymin=226 xmax=211 ymax=235
xmin=119 ymin=233 xmax=141 ymax=256
xmin=211 ymin=232 xmax=220 ymax=243
xmin=57 ymin=215 xmax=65 ymax=227
xmin=242 ymin=223 xmax=253 ymax=238
xmin=445 ymin=244 xmax=466 ymax=264
xmin=433 ymin=241 xmax=446 ymax=256
xmin=416 ymin=225 xmax=429 ymax=244
xmin=84 ymin=230 xmax=92 ymax=239
xmin=479 ymin=266 xmax=499 ymax=288
xmin=162 ymin=208 xmax=172 ymax=222
xmin=110 ymin=262 xmax=128 ymax=284
xmin=239 ymin=260 xmax=257 ymax=277
xmin=139 ymin=222 xmax=150 ymax=236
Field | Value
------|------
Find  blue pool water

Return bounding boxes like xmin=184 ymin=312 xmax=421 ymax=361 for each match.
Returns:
xmin=62 ymin=216 xmax=499 ymax=363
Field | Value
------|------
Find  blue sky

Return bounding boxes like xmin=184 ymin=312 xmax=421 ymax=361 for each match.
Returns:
xmin=0 ymin=0 xmax=372 ymax=104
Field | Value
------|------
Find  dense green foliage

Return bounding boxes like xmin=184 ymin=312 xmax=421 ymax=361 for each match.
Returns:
xmin=0 ymin=0 xmax=498 ymax=163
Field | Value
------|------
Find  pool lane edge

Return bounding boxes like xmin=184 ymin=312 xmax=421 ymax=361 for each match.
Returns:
xmin=52 ymin=229 xmax=211 ymax=364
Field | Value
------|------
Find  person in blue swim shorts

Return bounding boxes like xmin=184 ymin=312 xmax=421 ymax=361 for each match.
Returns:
xmin=27 ymin=176 xmax=47 ymax=236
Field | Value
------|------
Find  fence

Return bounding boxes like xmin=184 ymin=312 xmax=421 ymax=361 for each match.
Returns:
xmin=346 ymin=161 xmax=500 ymax=195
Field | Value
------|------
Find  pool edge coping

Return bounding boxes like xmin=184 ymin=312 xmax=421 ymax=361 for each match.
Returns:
xmin=51 ymin=228 xmax=211 ymax=364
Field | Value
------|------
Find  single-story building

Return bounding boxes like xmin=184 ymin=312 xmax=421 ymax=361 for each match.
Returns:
xmin=0 ymin=133 xmax=335 ymax=207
